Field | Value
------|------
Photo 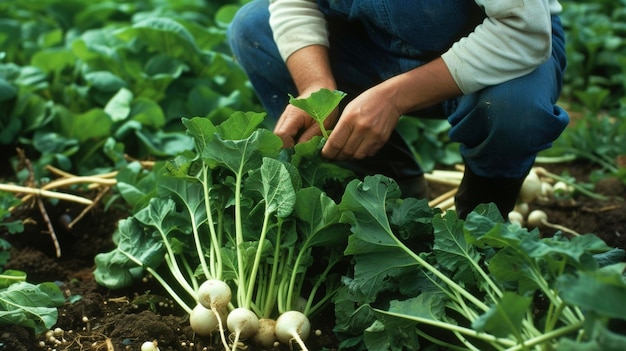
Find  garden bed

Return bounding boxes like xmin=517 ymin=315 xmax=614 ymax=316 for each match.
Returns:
xmin=0 ymin=160 xmax=624 ymax=351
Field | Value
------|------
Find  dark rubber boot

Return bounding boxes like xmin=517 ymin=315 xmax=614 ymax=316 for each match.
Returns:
xmin=455 ymin=167 xmax=526 ymax=220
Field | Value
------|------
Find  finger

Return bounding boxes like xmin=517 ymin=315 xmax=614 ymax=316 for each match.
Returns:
xmin=297 ymin=124 xmax=323 ymax=143
xmin=322 ymin=123 xmax=366 ymax=160
xmin=274 ymin=108 xmax=305 ymax=148
xmin=273 ymin=119 xmax=295 ymax=146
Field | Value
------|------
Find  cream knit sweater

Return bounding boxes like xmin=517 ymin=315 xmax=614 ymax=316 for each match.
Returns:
xmin=268 ymin=0 xmax=563 ymax=94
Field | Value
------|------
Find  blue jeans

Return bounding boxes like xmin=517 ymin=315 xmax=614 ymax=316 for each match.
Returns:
xmin=227 ymin=0 xmax=569 ymax=180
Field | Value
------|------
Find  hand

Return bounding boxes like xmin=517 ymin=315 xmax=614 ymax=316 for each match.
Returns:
xmin=321 ymin=86 xmax=402 ymax=160
xmin=274 ymin=87 xmax=338 ymax=148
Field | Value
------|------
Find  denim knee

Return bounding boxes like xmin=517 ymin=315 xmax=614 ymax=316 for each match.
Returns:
xmin=449 ymin=85 xmax=569 ymax=178
xmin=227 ymin=0 xmax=270 ymax=64
xmin=227 ymin=0 xmax=292 ymax=118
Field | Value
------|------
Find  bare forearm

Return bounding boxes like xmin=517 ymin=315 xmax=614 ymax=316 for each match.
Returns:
xmin=380 ymin=57 xmax=462 ymax=115
xmin=285 ymin=45 xmax=336 ymax=95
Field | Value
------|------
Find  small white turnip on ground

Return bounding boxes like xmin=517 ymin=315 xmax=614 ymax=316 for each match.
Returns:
xmin=527 ymin=209 xmax=580 ymax=237
xmin=275 ymin=310 xmax=311 ymax=351
xmin=140 ymin=340 xmax=159 ymax=351
xmin=227 ymin=307 xmax=259 ymax=351
xmin=189 ymin=304 xmax=220 ymax=337
xmin=197 ymin=279 xmax=232 ymax=350
xmin=519 ymin=169 xmax=542 ymax=203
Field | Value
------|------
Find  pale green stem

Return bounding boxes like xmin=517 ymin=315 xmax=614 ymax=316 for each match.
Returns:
xmin=203 ymin=166 xmax=222 ymax=280
xmin=157 ymin=227 xmax=195 ymax=298
xmin=303 ymin=254 xmax=338 ymax=316
xmin=415 ymin=328 xmax=477 ymax=351
xmin=163 ymin=254 xmax=196 ymax=300
xmin=234 ymin=168 xmax=247 ymax=307
xmin=418 ymin=256 xmax=489 ymax=312
xmin=263 ymin=221 xmax=283 ymax=318
xmin=244 ymin=209 xmax=272 ymax=309
xmin=503 ymin=321 xmax=584 ymax=351
xmin=187 ymin=200 xmax=210 ymax=281
xmin=452 ymin=330 xmax=485 ymax=351
xmin=372 ymin=307 xmax=516 ymax=347
xmin=119 ymin=249 xmax=193 ymax=314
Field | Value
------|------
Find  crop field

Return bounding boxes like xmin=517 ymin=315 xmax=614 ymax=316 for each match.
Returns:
xmin=1 ymin=1 xmax=625 ymax=351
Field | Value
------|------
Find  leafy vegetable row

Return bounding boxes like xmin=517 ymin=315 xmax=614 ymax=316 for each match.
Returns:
xmin=94 ymin=108 xmax=358 ymax=350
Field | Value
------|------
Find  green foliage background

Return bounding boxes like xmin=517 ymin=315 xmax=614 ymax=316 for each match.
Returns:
xmin=0 ymin=0 xmax=259 ymax=178
xmin=1 ymin=0 xmax=624 ymax=178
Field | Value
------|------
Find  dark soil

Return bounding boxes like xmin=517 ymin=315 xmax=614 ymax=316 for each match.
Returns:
xmin=1 ymin=161 xmax=625 ymax=351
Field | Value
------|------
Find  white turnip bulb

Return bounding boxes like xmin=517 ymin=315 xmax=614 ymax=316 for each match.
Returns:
xmin=198 ymin=279 xmax=231 ymax=310
xmin=227 ymin=307 xmax=259 ymax=351
xmin=527 ymin=209 xmax=580 ymax=237
xmin=519 ymin=170 xmax=541 ymax=203
xmin=189 ymin=304 xmax=219 ymax=337
xmin=507 ymin=211 xmax=524 ymax=226
xmin=514 ymin=202 xmax=530 ymax=217
xmin=197 ymin=280 xmax=231 ymax=350
xmin=275 ymin=310 xmax=311 ymax=351
xmin=141 ymin=341 xmax=159 ymax=351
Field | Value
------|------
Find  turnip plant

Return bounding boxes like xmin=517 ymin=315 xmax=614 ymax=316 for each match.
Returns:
xmin=94 ymin=90 xmax=356 ymax=350
xmin=334 ymin=177 xmax=626 ymax=351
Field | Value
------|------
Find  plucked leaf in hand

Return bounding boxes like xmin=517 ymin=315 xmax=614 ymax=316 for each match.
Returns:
xmin=289 ymin=89 xmax=346 ymax=123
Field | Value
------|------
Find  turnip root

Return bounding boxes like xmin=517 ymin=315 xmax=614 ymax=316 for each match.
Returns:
xmin=190 ymin=304 xmax=219 ymax=337
xmin=507 ymin=211 xmax=525 ymax=226
xmin=197 ymin=280 xmax=231 ymax=350
xmin=514 ymin=202 xmax=530 ymax=218
xmin=275 ymin=310 xmax=311 ymax=351
xmin=253 ymin=318 xmax=277 ymax=349
xmin=519 ymin=169 xmax=542 ymax=203
xmin=539 ymin=182 xmax=554 ymax=202
xmin=227 ymin=307 xmax=259 ymax=351
xmin=527 ymin=210 xmax=580 ymax=237
xmin=553 ymin=181 xmax=574 ymax=198
xmin=141 ymin=340 xmax=159 ymax=351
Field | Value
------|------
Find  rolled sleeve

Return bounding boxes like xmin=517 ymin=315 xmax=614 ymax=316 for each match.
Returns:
xmin=269 ymin=0 xmax=329 ymax=61
xmin=441 ymin=0 xmax=553 ymax=94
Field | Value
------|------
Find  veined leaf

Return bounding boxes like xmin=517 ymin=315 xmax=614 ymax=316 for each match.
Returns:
xmin=341 ymin=175 xmax=419 ymax=300
xmin=472 ymin=292 xmax=532 ymax=338
xmin=432 ymin=212 xmax=480 ymax=285
xmin=116 ymin=17 xmax=200 ymax=61
xmin=288 ymin=89 xmax=345 ymax=122
xmin=260 ymin=158 xmax=296 ymax=218
xmin=105 ymin=87 xmax=133 ymax=122
xmin=294 ymin=187 xmax=347 ymax=247
xmin=0 ymin=281 xmax=65 ymax=335
xmin=557 ymin=263 xmax=626 ymax=319
xmin=182 ymin=116 xmax=217 ymax=155
xmin=289 ymin=89 xmax=346 ymax=138
xmin=216 ymin=111 xmax=265 ymax=140
xmin=202 ymin=128 xmax=282 ymax=174
xmin=365 ymin=293 xmax=446 ymax=351
xmin=94 ymin=218 xmax=165 ymax=289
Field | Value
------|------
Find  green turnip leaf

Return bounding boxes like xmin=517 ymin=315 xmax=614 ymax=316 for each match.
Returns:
xmin=0 ymin=281 xmax=64 ymax=335
xmin=289 ymin=89 xmax=346 ymax=138
xmin=340 ymin=175 xmax=419 ymax=300
xmin=557 ymin=263 xmax=626 ymax=319
xmin=260 ymin=158 xmax=296 ymax=218
xmin=432 ymin=213 xmax=480 ymax=285
xmin=472 ymin=292 xmax=532 ymax=338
